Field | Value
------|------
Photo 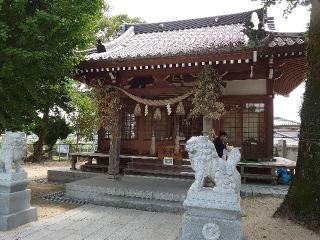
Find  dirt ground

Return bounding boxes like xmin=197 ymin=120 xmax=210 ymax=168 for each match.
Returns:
xmin=24 ymin=161 xmax=78 ymax=220
xmin=24 ymin=161 xmax=320 ymax=240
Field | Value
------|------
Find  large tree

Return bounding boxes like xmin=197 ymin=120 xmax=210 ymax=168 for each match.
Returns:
xmin=67 ymin=80 xmax=96 ymax=149
xmin=257 ymin=0 xmax=320 ymax=231
xmin=66 ymin=13 xmax=141 ymax=149
xmin=0 ymin=0 xmax=104 ymax=160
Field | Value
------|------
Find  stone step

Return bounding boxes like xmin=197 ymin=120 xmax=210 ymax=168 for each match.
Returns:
xmin=66 ymin=176 xmax=189 ymax=202
xmin=85 ymin=194 xmax=184 ymax=214
xmin=65 ymin=175 xmax=191 ymax=213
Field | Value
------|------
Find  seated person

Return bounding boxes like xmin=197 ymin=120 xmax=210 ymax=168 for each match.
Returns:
xmin=214 ymin=131 xmax=227 ymax=159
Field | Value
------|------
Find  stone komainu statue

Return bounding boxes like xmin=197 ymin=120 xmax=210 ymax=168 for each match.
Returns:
xmin=186 ymin=136 xmax=241 ymax=194
xmin=0 ymin=131 xmax=27 ymax=173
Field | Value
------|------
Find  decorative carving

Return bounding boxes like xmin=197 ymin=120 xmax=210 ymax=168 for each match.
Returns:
xmin=153 ymin=108 xmax=162 ymax=120
xmin=0 ymin=131 xmax=27 ymax=173
xmin=202 ymin=223 xmax=221 ymax=240
xmin=186 ymin=136 xmax=241 ymax=194
xmin=176 ymin=101 xmax=185 ymax=116
xmin=134 ymin=103 xmax=142 ymax=116
xmin=242 ymin=13 xmax=271 ymax=48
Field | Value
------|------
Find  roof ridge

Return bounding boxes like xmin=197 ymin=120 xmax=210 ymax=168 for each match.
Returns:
xmin=123 ymin=8 xmax=265 ymax=34
xmin=274 ymin=117 xmax=300 ymax=125
xmin=129 ymin=8 xmax=264 ymax=26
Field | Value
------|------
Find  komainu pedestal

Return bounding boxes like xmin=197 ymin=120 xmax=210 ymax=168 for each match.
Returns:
xmin=179 ymin=136 xmax=242 ymax=240
xmin=0 ymin=132 xmax=37 ymax=231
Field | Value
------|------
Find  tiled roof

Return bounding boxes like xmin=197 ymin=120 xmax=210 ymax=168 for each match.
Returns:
xmin=87 ymin=24 xmax=247 ymax=61
xmin=274 ymin=132 xmax=299 ymax=147
xmin=274 ymin=117 xmax=300 ymax=127
xmin=85 ymin=9 xmax=305 ymax=61
xmin=123 ymin=9 xmax=265 ymax=34
xmin=268 ymin=32 xmax=305 ymax=47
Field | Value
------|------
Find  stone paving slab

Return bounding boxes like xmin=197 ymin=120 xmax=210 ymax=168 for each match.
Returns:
xmin=0 ymin=205 xmax=181 ymax=240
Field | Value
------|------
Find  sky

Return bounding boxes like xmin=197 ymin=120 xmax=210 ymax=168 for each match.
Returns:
xmin=107 ymin=0 xmax=310 ymax=122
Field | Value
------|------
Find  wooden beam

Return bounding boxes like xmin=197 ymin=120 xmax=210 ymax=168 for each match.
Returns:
xmin=115 ymin=63 xmax=269 ymax=84
xmin=124 ymin=87 xmax=192 ymax=97
xmin=80 ymin=51 xmax=252 ymax=69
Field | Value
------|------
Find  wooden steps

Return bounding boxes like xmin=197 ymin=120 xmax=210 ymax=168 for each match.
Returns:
xmin=124 ymin=157 xmax=194 ymax=179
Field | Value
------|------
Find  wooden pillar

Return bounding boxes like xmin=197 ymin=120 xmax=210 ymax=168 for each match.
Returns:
xmin=108 ymin=108 xmax=122 ymax=176
xmin=265 ymin=96 xmax=274 ymax=159
xmin=138 ymin=116 xmax=144 ymax=155
xmin=202 ymin=117 xmax=213 ymax=136
xmin=97 ymin=128 xmax=105 ymax=153
xmin=266 ymin=57 xmax=274 ymax=159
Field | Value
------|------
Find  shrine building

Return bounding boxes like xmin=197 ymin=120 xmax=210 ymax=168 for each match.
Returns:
xmin=73 ymin=8 xmax=306 ymax=177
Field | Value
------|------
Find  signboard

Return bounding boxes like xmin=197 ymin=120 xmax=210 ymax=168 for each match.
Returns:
xmin=57 ymin=144 xmax=70 ymax=154
xmin=163 ymin=157 xmax=174 ymax=166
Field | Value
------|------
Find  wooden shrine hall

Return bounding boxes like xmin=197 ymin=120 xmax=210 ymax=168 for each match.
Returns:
xmin=73 ymin=8 xmax=306 ymax=179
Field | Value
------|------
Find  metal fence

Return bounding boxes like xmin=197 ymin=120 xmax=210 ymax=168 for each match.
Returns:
xmin=27 ymin=143 xmax=97 ymax=161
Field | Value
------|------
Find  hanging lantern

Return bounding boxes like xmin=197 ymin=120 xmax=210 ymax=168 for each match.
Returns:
xmin=153 ymin=108 xmax=162 ymax=121
xmin=134 ymin=103 xmax=142 ymax=116
xmin=145 ymin=105 xmax=149 ymax=116
xmin=167 ymin=104 xmax=172 ymax=115
xmin=176 ymin=101 xmax=185 ymax=116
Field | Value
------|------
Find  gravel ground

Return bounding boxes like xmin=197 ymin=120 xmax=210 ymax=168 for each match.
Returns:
xmin=241 ymin=197 xmax=319 ymax=240
xmin=24 ymin=161 xmax=78 ymax=220
xmin=23 ymin=161 xmax=320 ymax=240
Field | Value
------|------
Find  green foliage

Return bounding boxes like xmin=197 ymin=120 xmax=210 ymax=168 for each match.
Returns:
xmin=45 ymin=116 xmax=73 ymax=148
xmin=189 ymin=66 xmax=225 ymax=120
xmin=0 ymin=0 xmax=105 ymax=130
xmin=67 ymin=79 xmax=96 ymax=141
xmin=253 ymin=0 xmax=311 ymax=15
xmin=96 ymin=14 xmax=142 ymax=41
xmin=29 ymin=114 xmax=72 ymax=148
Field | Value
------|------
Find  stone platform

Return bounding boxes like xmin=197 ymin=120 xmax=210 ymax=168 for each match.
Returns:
xmin=65 ymin=174 xmax=289 ymax=213
xmin=66 ymin=175 xmax=190 ymax=213
xmin=48 ymin=167 xmax=99 ymax=183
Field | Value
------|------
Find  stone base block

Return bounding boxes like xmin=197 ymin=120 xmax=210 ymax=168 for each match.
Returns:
xmin=179 ymin=213 xmax=241 ymax=240
xmin=0 ymin=172 xmax=29 ymax=194
xmin=0 ymin=180 xmax=29 ymax=194
xmin=0 ymin=207 xmax=38 ymax=231
xmin=0 ymin=172 xmax=27 ymax=182
xmin=0 ymin=189 xmax=31 ymax=215
xmin=180 ymin=188 xmax=242 ymax=240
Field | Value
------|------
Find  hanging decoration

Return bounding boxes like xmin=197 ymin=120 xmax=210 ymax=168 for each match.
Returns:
xmin=150 ymin=130 xmax=156 ymax=156
xmin=134 ymin=103 xmax=142 ymax=116
xmin=176 ymin=101 xmax=185 ymax=116
xmin=189 ymin=66 xmax=225 ymax=120
xmin=153 ymin=108 xmax=162 ymax=121
xmin=144 ymin=105 xmax=149 ymax=116
xmin=114 ymin=86 xmax=192 ymax=107
xmin=167 ymin=104 xmax=172 ymax=115
xmin=94 ymin=85 xmax=121 ymax=132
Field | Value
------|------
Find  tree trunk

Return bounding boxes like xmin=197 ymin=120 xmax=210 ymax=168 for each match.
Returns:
xmin=276 ymin=0 xmax=320 ymax=230
xmin=33 ymin=111 xmax=49 ymax=162
xmin=108 ymin=108 xmax=121 ymax=176
xmin=48 ymin=145 xmax=53 ymax=160
xmin=76 ymin=133 xmax=80 ymax=152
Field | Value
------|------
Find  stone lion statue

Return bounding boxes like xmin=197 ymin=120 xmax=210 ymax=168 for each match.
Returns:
xmin=0 ymin=131 xmax=27 ymax=173
xmin=186 ymin=136 xmax=241 ymax=194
